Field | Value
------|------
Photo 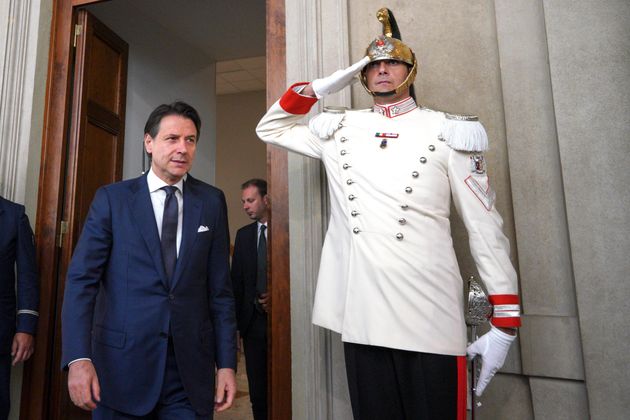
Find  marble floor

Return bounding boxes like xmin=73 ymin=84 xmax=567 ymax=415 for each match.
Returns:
xmin=216 ymin=350 xmax=254 ymax=420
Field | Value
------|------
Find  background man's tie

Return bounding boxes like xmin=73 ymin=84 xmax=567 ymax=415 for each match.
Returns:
xmin=256 ymin=225 xmax=267 ymax=295
xmin=161 ymin=186 xmax=178 ymax=287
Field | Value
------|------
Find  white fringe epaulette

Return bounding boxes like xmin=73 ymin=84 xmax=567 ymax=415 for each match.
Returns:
xmin=440 ymin=112 xmax=489 ymax=152
xmin=309 ymin=106 xmax=348 ymax=139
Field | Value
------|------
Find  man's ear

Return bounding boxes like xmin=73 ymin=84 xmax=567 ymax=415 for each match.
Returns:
xmin=263 ymin=194 xmax=270 ymax=208
xmin=144 ymin=134 xmax=153 ymax=155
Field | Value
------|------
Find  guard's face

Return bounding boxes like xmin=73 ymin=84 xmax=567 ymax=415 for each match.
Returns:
xmin=242 ymin=186 xmax=269 ymax=223
xmin=364 ymin=59 xmax=411 ymax=102
xmin=144 ymin=115 xmax=197 ymax=184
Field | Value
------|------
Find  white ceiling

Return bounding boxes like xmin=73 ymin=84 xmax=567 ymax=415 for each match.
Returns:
xmin=216 ymin=56 xmax=266 ymax=95
xmin=87 ymin=0 xmax=266 ymax=94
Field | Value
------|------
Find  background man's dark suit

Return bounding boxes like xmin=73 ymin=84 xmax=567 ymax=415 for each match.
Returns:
xmin=61 ymin=174 xmax=236 ymax=416
xmin=0 ymin=196 xmax=39 ymax=419
xmin=231 ymin=221 xmax=267 ymax=420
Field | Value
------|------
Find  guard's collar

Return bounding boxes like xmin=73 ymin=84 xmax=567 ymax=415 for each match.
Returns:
xmin=373 ymin=96 xmax=417 ymax=118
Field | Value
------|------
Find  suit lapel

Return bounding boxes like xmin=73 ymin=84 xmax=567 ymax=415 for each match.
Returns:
xmin=171 ymin=177 xmax=202 ymax=289
xmin=130 ymin=175 xmax=169 ymax=288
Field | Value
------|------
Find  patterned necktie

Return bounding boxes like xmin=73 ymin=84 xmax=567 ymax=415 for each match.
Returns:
xmin=256 ymin=224 xmax=267 ymax=294
xmin=161 ymin=186 xmax=178 ymax=287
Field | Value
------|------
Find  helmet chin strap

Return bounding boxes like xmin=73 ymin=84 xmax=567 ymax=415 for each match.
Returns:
xmin=374 ymin=90 xmax=396 ymax=97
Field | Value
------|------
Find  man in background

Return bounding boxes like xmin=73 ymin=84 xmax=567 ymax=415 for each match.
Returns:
xmin=231 ymin=179 xmax=269 ymax=420
xmin=0 ymin=196 xmax=39 ymax=420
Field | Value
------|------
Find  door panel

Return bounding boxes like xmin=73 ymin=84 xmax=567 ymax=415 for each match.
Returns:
xmin=49 ymin=9 xmax=128 ymax=420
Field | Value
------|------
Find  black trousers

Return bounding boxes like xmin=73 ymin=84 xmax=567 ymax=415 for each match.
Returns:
xmin=243 ymin=312 xmax=267 ymax=420
xmin=344 ymin=342 xmax=466 ymax=420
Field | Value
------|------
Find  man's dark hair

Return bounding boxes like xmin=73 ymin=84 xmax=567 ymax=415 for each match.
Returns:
xmin=144 ymin=101 xmax=202 ymax=139
xmin=241 ymin=178 xmax=267 ymax=197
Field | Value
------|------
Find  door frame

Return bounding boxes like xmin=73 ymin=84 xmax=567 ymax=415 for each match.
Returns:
xmin=21 ymin=0 xmax=291 ymax=419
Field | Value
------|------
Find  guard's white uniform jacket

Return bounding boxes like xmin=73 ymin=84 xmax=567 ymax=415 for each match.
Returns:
xmin=257 ymin=83 xmax=521 ymax=356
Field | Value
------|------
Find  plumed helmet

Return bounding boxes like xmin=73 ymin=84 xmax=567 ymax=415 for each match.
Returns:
xmin=360 ymin=8 xmax=418 ymax=97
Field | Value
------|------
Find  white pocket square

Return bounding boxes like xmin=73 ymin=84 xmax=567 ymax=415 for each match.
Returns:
xmin=197 ymin=225 xmax=210 ymax=233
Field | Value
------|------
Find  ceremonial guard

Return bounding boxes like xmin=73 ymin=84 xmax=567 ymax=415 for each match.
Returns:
xmin=257 ymin=8 xmax=521 ymax=419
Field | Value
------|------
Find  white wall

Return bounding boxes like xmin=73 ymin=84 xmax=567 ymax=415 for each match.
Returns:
xmin=89 ymin=2 xmax=217 ymax=185
xmin=215 ymin=90 xmax=267 ymax=243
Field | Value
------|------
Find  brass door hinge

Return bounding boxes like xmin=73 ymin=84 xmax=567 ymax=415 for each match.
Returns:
xmin=57 ymin=220 xmax=68 ymax=248
xmin=73 ymin=24 xmax=83 ymax=48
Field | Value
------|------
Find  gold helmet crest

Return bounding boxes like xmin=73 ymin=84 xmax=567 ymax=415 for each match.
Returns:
xmin=360 ymin=8 xmax=418 ymax=97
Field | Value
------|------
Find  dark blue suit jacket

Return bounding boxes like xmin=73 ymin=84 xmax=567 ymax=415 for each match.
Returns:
xmin=231 ymin=222 xmax=259 ymax=337
xmin=61 ymin=174 xmax=237 ymax=416
xmin=0 ymin=197 xmax=39 ymax=354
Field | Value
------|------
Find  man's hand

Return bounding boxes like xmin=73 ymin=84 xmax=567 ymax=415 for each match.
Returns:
xmin=68 ymin=360 xmax=101 ymax=411
xmin=258 ymin=293 xmax=270 ymax=313
xmin=214 ymin=368 xmax=237 ymax=412
xmin=307 ymin=56 xmax=371 ymax=99
xmin=11 ymin=332 xmax=34 ymax=366
xmin=466 ymin=326 xmax=516 ymax=396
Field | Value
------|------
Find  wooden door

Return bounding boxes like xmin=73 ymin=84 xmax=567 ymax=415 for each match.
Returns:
xmin=49 ymin=9 xmax=128 ymax=420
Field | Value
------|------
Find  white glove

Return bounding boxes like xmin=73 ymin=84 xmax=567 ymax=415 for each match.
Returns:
xmin=466 ymin=326 xmax=516 ymax=396
xmin=311 ymin=56 xmax=370 ymax=99
xmin=309 ymin=112 xmax=345 ymax=139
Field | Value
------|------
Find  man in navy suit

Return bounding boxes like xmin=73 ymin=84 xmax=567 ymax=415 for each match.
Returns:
xmin=0 ymin=196 xmax=39 ymax=420
xmin=62 ymin=102 xmax=237 ymax=419
xmin=231 ymin=179 xmax=269 ymax=420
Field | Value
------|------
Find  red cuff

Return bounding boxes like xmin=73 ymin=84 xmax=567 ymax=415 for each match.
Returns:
xmin=489 ymin=294 xmax=521 ymax=328
xmin=279 ymin=82 xmax=318 ymax=114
